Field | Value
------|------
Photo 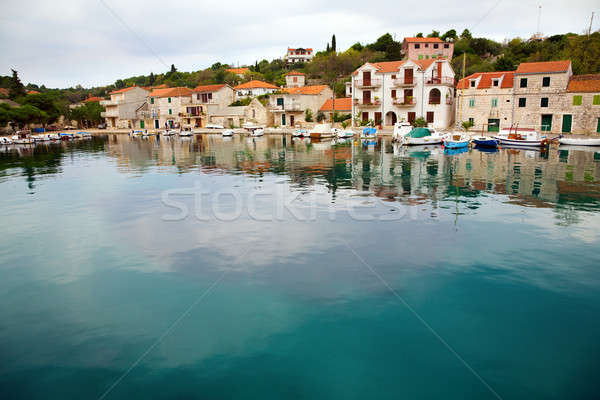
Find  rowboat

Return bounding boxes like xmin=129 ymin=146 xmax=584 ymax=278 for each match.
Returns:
xmin=443 ymin=133 xmax=470 ymax=149
xmin=401 ymin=127 xmax=445 ymax=145
xmin=293 ymin=129 xmax=308 ymax=137
xmin=309 ymin=124 xmax=334 ymax=139
xmin=0 ymin=137 xmax=13 ymax=145
xmin=472 ymin=135 xmax=499 ymax=148
xmin=162 ymin=130 xmax=177 ymax=136
xmin=222 ymin=129 xmax=234 ymax=137
xmin=179 ymin=130 xmax=193 ymax=136
xmin=251 ymin=128 xmax=264 ymax=137
xmin=559 ymin=137 xmax=600 ymax=146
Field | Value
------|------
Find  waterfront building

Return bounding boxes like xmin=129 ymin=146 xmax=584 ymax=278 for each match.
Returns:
xmin=285 ymin=71 xmax=306 ymax=88
xmin=233 ymin=80 xmax=279 ymax=100
xmin=319 ymin=97 xmax=352 ymax=121
xmin=284 ymin=48 xmax=314 ymax=64
xmin=402 ymin=37 xmax=454 ymax=60
xmin=101 ymin=86 xmax=149 ymax=129
xmin=456 ymin=60 xmax=600 ymax=134
xmin=188 ymin=84 xmax=235 ymax=128
xmin=206 ymin=98 xmax=269 ymax=128
xmin=268 ymin=85 xmax=333 ymax=127
xmin=141 ymin=87 xmax=193 ymax=129
xmin=351 ymin=58 xmax=456 ymax=128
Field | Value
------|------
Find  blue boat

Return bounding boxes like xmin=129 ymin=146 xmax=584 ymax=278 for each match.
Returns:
xmin=443 ymin=133 xmax=470 ymax=149
xmin=472 ymin=135 xmax=499 ymax=148
xmin=360 ymin=127 xmax=377 ymax=138
xmin=444 ymin=147 xmax=468 ymax=155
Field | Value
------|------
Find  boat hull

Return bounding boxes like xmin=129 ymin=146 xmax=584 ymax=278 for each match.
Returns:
xmin=444 ymin=140 xmax=469 ymax=149
xmin=559 ymin=138 xmax=600 ymax=146
xmin=497 ymin=138 xmax=543 ymax=147
xmin=473 ymin=139 xmax=498 ymax=148
xmin=404 ymin=137 xmax=442 ymax=145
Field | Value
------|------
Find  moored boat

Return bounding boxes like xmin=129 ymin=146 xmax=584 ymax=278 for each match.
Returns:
xmin=336 ymin=129 xmax=354 ymax=138
xmin=179 ymin=130 xmax=193 ymax=136
xmin=162 ymin=130 xmax=177 ymax=136
xmin=0 ymin=137 xmax=13 ymax=145
xmin=392 ymin=121 xmax=412 ymax=141
xmin=495 ymin=128 xmax=548 ymax=148
xmin=360 ymin=127 xmax=377 ymax=139
xmin=559 ymin=137 xmax=600 ymax=146
xmin=222 ymin=129 xmax=234 ymax=137
xmin=251 ymin=128 xmax=264 ymax=137
xmin=293 ymin=128 xmax=308 ymax=137
xmin=472 ymin=135 xmax=499 ymax=148
xmin=443 ymin=133 xmax=470 ymax=149
xmin=309 ymin=123 xmax=334 ymax=139
xmin=402 ymin=127 xmax=445 ymax=145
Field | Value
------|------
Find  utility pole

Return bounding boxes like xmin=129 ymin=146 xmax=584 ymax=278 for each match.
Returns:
xmin=458 ymin=52 xmax=466 ymax=127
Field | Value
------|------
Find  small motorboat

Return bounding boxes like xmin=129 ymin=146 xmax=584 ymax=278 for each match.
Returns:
xmin=0 ymin=137 xmax=13 ymax=145
xmin=59 ymin=132 xmax=75 ymax=140
xmin=559 ymin=137 xmax=600 ymax=146
xmin=443 ymin=133 xmax=470 ymax=149
xmin=392 ymin=121 xmax=412 ymax=142
xmin=162 ymin=130 xmax=177 ymax=136
xmin=222 ymin=129 xmax=234 ymax=137
xmin=12 ymin=135 xmax=33 ymax=144
xmin=495 ymin=128 xmax=547 ymax=148
xmin=472 ymin=135 xmax=498 ymax=148
xmin=44 ymin=133 xmax=60 ymax=141
xmin=402 ymin=127 xmax=444 ymax=145
xmin=293 ymin=128 xmax=308 ymax=137
xmin=309 ymin=123 xmax=334 ymax=139
xmin=360 ymin=127 xmax=377 ymax=139
xmin=131 ymin=130 xmax=143 ymax=137
xmin=179 ymin=130 xmax=193 ymax=136
xmin=206 ymin=123 xmax=224 ymax=129
xmin=336 ymin=129 xmax=354 ymax=138
xmin=251 ymin=128 xmax=264 ymax=137
xmin=79 ymin=132 xmax=92 ymax=139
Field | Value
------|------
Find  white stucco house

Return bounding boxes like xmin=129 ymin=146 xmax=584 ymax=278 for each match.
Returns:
xmin=233 ymin=80 xmax=280 ymax=100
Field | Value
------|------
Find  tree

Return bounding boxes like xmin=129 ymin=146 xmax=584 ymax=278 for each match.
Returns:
xmin=413 ymin=117 xmax=427 ymax=127
xmin=170 ymin=64 xmax=177 ymax=74
xmin=326 ymin=42 xmax=330 ymax=53
xmin=460 ymin=29 xmax=472 ymax=40
xmin=9 ymin=69 xmax=26 ymax=99
xmin=441 ymin=29 xmax=457 ymax=41
xmin=350 ymin=42 xmax=363 ymax=51
xmin=10 ymin=105 xmax=47 ymax=128
xmin=367 ymin=33 xmax=402 ymax=61
xmin=416 ymin=33 xmax=423 ymax=38
xmin=149 ymin=72 xmax=155 ymax=86
xmin=331 ymin=34 xmax=337 ymax=52
xmin=0 ymin=103 xmax=13 ymax=126
xmin=114 ymin=79 xmax=125 ymax=89
xmin=494 ymin=56 xmax=516 ymax=71
xmin=20 ymin=93 xmax=61 ymax=124
xmin=427 ymin=30 xmax=440 ymax=38
xmin=305 ymin=108 xmax=313 ymax=122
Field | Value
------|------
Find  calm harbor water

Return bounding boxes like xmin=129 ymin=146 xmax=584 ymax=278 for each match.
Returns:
xmin=1 ymin=134 xmax=599 ymax=399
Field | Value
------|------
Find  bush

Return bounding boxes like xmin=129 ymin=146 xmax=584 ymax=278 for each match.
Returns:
xmin=332 ymin=112 xmax=351 ymax=122
xmin=461 ymin=120 xmax=474 ymax=131
xmin=413 ymin=117 xmax=427 ymax=127
xmin=316 ymin=111 xmax=325 ymax=122
xmin=229 ymin=98 xmax=252 ymax=106
xmin=305 ymin=108 xmax=313 ymax=122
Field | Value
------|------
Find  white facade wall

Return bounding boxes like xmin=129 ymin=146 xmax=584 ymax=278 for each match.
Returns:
xmin=235 ymin=87 xmax=278 ymax=100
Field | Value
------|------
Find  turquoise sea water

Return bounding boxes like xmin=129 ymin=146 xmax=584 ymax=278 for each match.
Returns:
xmin=1 ymin=135 xmax=599 ymax=399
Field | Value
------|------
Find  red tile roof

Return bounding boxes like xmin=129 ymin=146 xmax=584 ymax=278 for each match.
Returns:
xmin=515 ymin=60 xmax=571 ymax=74
xmin=226 ymin=68 xmax=249 ymax=75
xmin=84 ymin=96 xmax=104 ymax=102
xmin=456 ymin=72 xmax=514 ymax=89
xmin=110 ymin=86 xmax=139 ymax=94
xmin=27 ymin=90 xmax=40 ymax=94
xmin=319 ymin=97 xmax=352 ymax=112
xmin=414 ymin=59 xmax=436 ymax=70
xmin=234 ymin=80 xmax=279 ymax=90
xmin=404 ymin=37 xmax=444 ymax=43
xmin=142 ymin=84 xmax=167 ymax=90
xmin=288 ymin=48 xmax=313 ymax=52
xmin=193 ymin=84 xmax=227 ymax=93
xmin=282 ymin=85 xmax=329 ymax=95
xmin=567 ymin=74 xmax=600 ymax=92
xmin=285 ymin=70 xmax=305 ymax=76
xmin=149 ymin=87 xmax=193 ymax=98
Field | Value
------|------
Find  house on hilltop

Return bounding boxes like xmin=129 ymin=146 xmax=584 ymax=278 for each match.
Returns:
xmin=402 ymin=37 xmax=454 ymax=61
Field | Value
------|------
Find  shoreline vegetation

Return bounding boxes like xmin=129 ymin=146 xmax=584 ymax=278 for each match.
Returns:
xmin=1 ymin=30 xmax=599 ymax=132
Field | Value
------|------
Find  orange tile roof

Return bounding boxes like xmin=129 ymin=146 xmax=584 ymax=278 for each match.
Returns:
xmin=567 ymin=74 xmax=600 ymax=92
xmin=404 ymin=37 xmax=444 ymax=43
xmin=27 ymin=90 xmax=40 ymax=94
xmin=142 ymin=84 xmax=167 ymax=90
xmin=110 ymin=86 xmax=139 ymax=94
xmin=414 ymin=59 xmax=436 ymax=70
xmin=193 ymin=84 xmax=226 ymax=93
xmin=288 ymin=48 xmax=313 ymax=52
xmin=285 ymin=70 xmax=305 ymax=76
xmin=319 ymin=97 xmax=352 ymax=112
xmin=84 ymin=96 xmax=104 ymax=102
xmin=234 ymin=80 xmax=279 ymax=90
xmin=456 ymin=72 xmax=514 ymax=89
xmin=149 ymin=87 xmax=193 ymax=98
xmin=515 ymin=60 xmax=571 ymax=74
xmin=226 ymin=68 xmax=249 ymax=75
xmin=282 ymin=85 xmax=329 ymax=95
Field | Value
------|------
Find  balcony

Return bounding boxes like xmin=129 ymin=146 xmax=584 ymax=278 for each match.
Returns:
xmin=192 ymin=98 xmax=217 ymax=105
xmin=425 ymin=76 xmax=455 ymax=86
xmin=100 ymin=99 xmax=117 ymax=106
xmin=270 ymin=104 xmax=303 ymax=112
xmin=355 ymin=79 xmax=382 ymax=88
xmin=393 ymin=78 xmax=415 ymax=86
xmin=393 ymin=98 xmax=416 ymax=107
xmin=354 ymin=99 xmax=381 ymax=108
xmin=138 ymin=110 xmax=160 ymax=119
xmin=101 ymin=110 xmax=119 ymax=118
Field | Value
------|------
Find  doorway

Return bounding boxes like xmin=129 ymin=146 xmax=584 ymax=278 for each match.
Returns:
xmin=362 ymin=71 xmax=371 ymax=86
xmin=541 ymin=114 xmax=553 ymax=132
xmin=385 ymin=111 xmax=397 ymax=125
xmin=408 ymin=112 xmax=416 ymax=124
xmin=562 ymin=114 xmax=572 ymax=133
xmin=140 ymin=120 xmax=145 ymax=129
xmin=487 ymin=118 xmax=500 ymax=132
xmin=282 ymin=114 xmax=286 ymax=126
xmin=154 ymin=120 xmax=159 ymax=129
xmin=290 ymin=115 xmax=295 ymax=126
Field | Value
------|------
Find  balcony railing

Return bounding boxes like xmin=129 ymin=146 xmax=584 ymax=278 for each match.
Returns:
xmin=355 ymin=79 xmax=382 ymax=88
xmin=425 ymin=76 xmax=455 ymax=86
xmin=270 ymin=104 xmax=303 ymax=112
xmin=393 ymin=78 xmax=415 ymax=86
xmin=192 ymin=98 xmax=217 ymax=105
xmin=354 ymin=99 xmax=381 ymax=107
xmin=100 ymin=100 xmax=117 ymax=106
xmin=393 ymin=98 xmax=416 ymax=107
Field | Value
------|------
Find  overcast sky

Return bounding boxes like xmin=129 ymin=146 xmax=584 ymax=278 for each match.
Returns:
xmin=1 ymin=0 xmax=597 ymax=88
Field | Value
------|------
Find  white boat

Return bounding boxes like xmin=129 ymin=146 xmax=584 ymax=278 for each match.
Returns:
xmin=443 ymin=133 xmax=470 ymax=149
xmin=131 ymin=130 xmax=143 ymax=137
xmin=0 ymin=137 xmax=13 ymax=145
xmin=179 ymin=130 xmax=193 ymax=136
xmin=559 ymin=137 xmax=600 ymax=146
xmin=392 ymin=121 xmax=412 ymax=141
xmin=206 ymin=123 xmax=224 ymax=129
xmin=12 ymin=135 xmax=33 ymax=144
xmin=495 ymin=128 xmax=547 ymax=148
xmin=251 ymin=128 xmax=264 ymax=137
xmin=309 ymin=123 xmax=334 ymax=138
xmin=293 ymin=128 xmax=308 ymax=137
xmin=79 ymin=132 xmax=92 ymax=139
xmin=222 ymin=129 xmax=234 ymax=137
xmin=401 ymin=127 xmax=445 ymax=145
xmin=162 ymin=130 xmax=177 ymax=136
xmin=336 ymin=129 xmax=354 ymax=138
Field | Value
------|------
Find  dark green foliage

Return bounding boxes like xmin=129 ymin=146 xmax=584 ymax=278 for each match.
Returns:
xmin=413 ymin=117 xmax=427 ymax=127
xmin=9 ymin=69 xmax=26 ymax=99
xmin=305 ymin=109 xmax=313 ymax=122
xmin=366 ymin=33 xmax=402 ymax=60
xmin=427 ymin=30 xmax=440 ymax=38
xmin=331 ymin=34 xmax=336 ymax=52
xmin=316 ymin=111 xmax=325 ymax=122
xmin=441 ymin=29 xmax=457 ymax=41
xmin=415 ymin=33 xmax=423 ymax=38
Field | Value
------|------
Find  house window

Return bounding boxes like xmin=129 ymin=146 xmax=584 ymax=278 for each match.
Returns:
xmin=573 ymin=95 xmax=582 ymax=106
xmin=518 ymin=98 xmax=526 ymax=107
xmin=433 ymin=44 xmax=439 ymax=49
xmin=469 ymin=98 xmax=475 ymax=107
xmin=541 ymin=97 xmax=549 ymax=107
xmin=425 ymin=44 xmax=429 ymax=48
xmin=593 ymin=95 xmax=600 ymax=105
xmin=391 ymin=75 xmax=396 ymax=79
xmin=426 ymin=111 xmax=434 ymax=123
xmin=542 ymin=77 xmax=550 ymax=87
xmin=470 ymin=80 xmax=476 ymax=88
xmin=444 ymin=44 xmax=449 ymax=49
xmin=293 ymin=77 xmax=297 ymax=82
xmin=391 ymin=89 xmax=396 ymax=99
xmin=520 ymin=78 xmax=528 ymax=88
xmin=492 ymin=79 xmax=499 ymax=87
xmin=150 ymin=97 xmax=154 ymax=104
xmin=414 ymin=44 xmax=420 ymax=49
xmin=168 ymin=109 xmax=172 ymax=115
xmin=168 ymin=97 xmax=172 ymax=103
xmin=491 ymin=98 xmax=498 ymax=107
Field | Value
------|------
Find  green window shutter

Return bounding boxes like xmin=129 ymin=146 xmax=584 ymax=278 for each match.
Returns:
xmin=491 ymin=98 xmax=498 ymax=107
xmin=593 ymin=95 xmax=600 ymax=105
xmin=469 ymin=99 xmax=475 ymax=107
xmin=150 ymin=97 xmax=154 ymax=104
xmin=597 ymin=118 xmax=600 ymax=133
xmin=573 ymin=95 xmax=582 ymax=106
xmin=168 ymin=97 xmax=172 ymax=103
xmin=168 ymin=109 xmax=172 ymax=115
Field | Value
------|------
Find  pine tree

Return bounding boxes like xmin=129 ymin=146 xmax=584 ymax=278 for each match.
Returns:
xmin=326 ymin=43 xmax=330 ymax=53
xmin=170 ymin=64 xmax=177 ymax=74
xmin=149 ymin=72 xmax=155 ymax=86
xmin=331 ymin=35 xmax=336 ymax=52
xmin=9 ymin=69 xmax=26 ymax=99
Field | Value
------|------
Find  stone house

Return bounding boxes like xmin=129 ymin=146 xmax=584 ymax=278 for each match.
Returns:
xmin=140 ymin=87 xmax=194 ymax=129
xmin=101 ymin=86 xmax=149 ymax=129
xmin=233 ymin=80 xmax=279 ymax=100
xmin=457 ymin=60 xmax=600 ymax=134
xmin=402 ymin=37 xmax=454 ymax=60
xmin=268 ymin=85 xmax=333 ymax=127
xmin=285 ymin=71 xmax=306 ymax=88
xmin=189 ymin=84 xmax=235 ymax=128
xmin=207 ymin=98 xmax=269 ymax=128
xmin=351 ymin=58 xmax=456 ymax=128
xmin=319 ymin=97 xmax=352 ymax=121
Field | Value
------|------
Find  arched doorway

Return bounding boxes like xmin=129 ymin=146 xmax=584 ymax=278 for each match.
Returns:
xmin=429 ymin=88 xmax=441 ymax=105
xmin=385 ymin=111 xmax=397 ymax=126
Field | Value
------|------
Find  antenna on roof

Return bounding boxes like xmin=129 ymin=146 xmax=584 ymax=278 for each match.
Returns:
xmin=588 ymin=11 xmax=595 ymax=36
